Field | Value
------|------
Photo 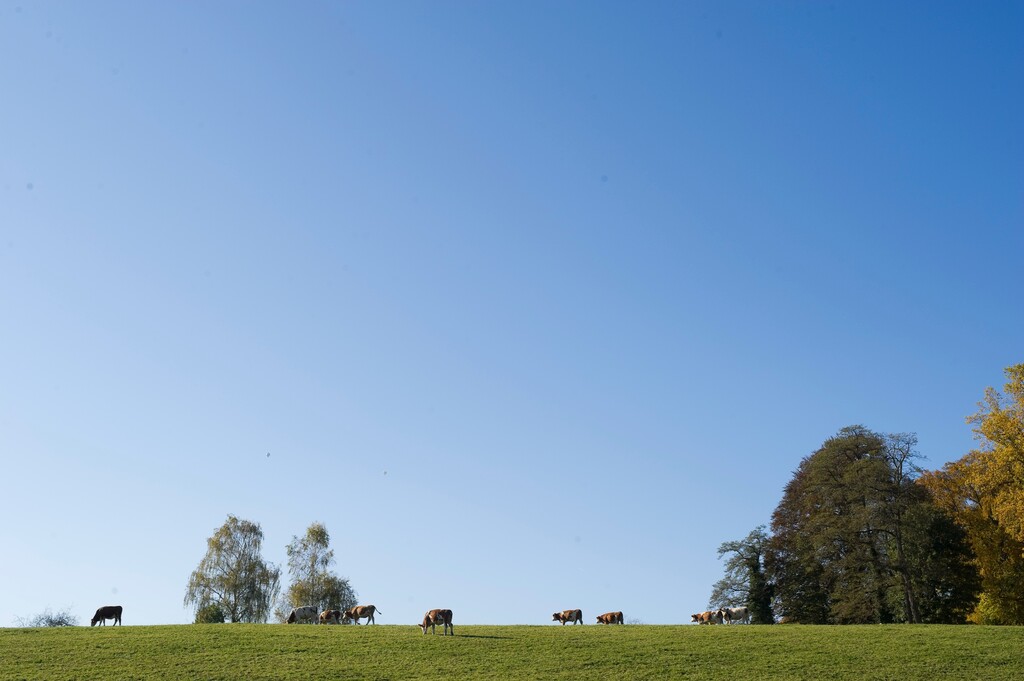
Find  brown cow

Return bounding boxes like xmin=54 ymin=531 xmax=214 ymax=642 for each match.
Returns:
xmin=690 ymin=610 xmax=723 ymax=625
xmin=319 ymin=609 xmax=343 ymax=625
xmin=421 ymin=609 xmax=453 ymax=635
xmin=91 ymin=605 xmax=122 ymax=626
xmin=552 ymin=609 xmax=583 ymax=625
xmin=596 ymin=611 xmax=624 ymax=625
xmin=343 ymin=604 xmax=381 ymax=625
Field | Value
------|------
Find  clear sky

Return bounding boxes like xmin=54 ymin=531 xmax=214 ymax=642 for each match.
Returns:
xmin=1 ymin=1 xmax=1021 ymax=627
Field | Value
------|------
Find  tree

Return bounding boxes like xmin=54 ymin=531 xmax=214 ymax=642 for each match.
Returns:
xmin=184 ymin=515 xmax=281 ymax=623
xmin=15 ymin=607 xmax=78 ymax=627
xmin=879 ymin=432 xmax=923 ymax=623
xmin=915 ymin=365 xmax=1024 ymax=625
xmin=768 ymin=426 xmax=896 ymax=623
xmin=966 ymin=364 xmax=1024 ymax=544
xmin=193 ymin=604 xmax=226 ymax=624
xmin=767 ymin=426 xmax=980 ymax=624
xmin=275 ymin=522 xmax=356 ymax=622
xmin=709 ymin=526 xmax=774 ymax=623
xmin=892 ymin=495 xmax=980 ymax=623
xmin=920 ymin=454 xmax=1024 ymax=624
xmin=767 ymin=462 xmax=830 ymax=624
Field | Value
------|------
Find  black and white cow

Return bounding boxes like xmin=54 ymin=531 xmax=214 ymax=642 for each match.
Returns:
xmin=719 ymin=606 xmax=750 ymax=624
xmin=287 ymin=606 xmax=319 ymax=624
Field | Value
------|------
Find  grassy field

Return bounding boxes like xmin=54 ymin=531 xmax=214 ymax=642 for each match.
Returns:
xmin=2 ymin=623 xmax=1022 ymax=680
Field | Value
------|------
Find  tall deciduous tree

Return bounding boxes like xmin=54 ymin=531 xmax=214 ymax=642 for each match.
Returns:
xmin=184 ymin=515 xmax=281 ymax=623
xmin=879 ymin=432 xmax=923 ymax=623
xmin=768 ymin=426 xmax=979 ymax=624
xmin=917 ymin=364 xmax=1024 ymax=624
xmin=920 ymin=454 xmax=1024 ymax=624
xmin=966 ymin=364 xmax=1024 ymax=544
xmin=770 ymin=426 xmax=894 ymax=623
xmin=767 ymin=463 xmax=830 ymax=624
xmin=275 ymin=522 xmax=356 ymax=622
xmin=709 ymin=526 xmax=774 ymax=623
xmin=894 ymin=496 xmax=981 ymax=623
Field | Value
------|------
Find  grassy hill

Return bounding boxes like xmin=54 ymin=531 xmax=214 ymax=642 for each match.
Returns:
xmin=2 ymin=623 xmax=1022 ymax=680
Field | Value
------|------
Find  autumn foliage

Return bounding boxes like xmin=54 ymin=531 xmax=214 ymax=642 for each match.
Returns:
xmin=919 ymin=364 xmax=1024 ymax=624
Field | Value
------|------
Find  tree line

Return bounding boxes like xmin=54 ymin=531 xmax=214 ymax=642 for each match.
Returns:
xmin=184 ymin=519 xmax=356 ymax=624
xmin=710 ymin=363 xmax=1024 ymax=625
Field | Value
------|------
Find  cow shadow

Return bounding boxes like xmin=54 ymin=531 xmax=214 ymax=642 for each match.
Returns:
xmin=454 ymin=634 xmax=511 ymax=640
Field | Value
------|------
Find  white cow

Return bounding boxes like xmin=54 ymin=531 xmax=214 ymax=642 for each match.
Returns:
xmin=287 ymin=606 xmax=319 ymax=624
xmin=719 ymin=606 xmax=750 ymax=624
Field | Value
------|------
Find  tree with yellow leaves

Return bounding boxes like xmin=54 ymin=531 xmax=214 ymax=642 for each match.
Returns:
xmin=920 ymin=364 xmax=1024 ymax=624
xmin=967 ymin=364 xmax=1024 ymax=543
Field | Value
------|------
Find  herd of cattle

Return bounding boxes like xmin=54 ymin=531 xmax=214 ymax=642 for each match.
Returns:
xmin=284 ymin=605 xmax=453 ymax=634
xmin=690 ymin=607 xmax=751 ymax=625
xmin=88 ymin=604 xmax=752 ymax=631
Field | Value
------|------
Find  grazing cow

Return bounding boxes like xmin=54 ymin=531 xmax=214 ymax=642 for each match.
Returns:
xmin=552 ymin=609 xmax=583 ymax=625
xmin=343 ymin=604 xmax=381 ymax=625
xmin=421 ymin=609 xmax=453 ymax=636
xmin=91 ymin=605 xmax=122 ymax=626
xmin=319 ymin=609 xmax=343 ymax=625
xmin=596 ymin=611 xmax=624 ymax=625
xmin=287 ymin=606 xmax=319 ymax=624
xmin=719 ymin=606 xmax=750 ymax=624
xmin=690 ymin=610 xmax=723 ymax=625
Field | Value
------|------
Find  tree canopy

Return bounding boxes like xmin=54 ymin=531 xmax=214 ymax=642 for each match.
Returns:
xmin=709 ymin=526 xmax=774 ymax=624
xmin=966 ymin=364 xmax=1024 ymax=544
xmin=917 ymin=365 xmax=1024 ymax=624
xmin=764 ymin=426 xmax=980 ymax=624
xmin=275 ymin=522 xmax=356 ymax=622
xmin=184 ymin=515 xmax=281 ymax=624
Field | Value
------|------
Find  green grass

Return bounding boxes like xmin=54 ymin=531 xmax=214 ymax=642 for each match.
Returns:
xmin=1 ymin=624 xmax=1022 ymax=680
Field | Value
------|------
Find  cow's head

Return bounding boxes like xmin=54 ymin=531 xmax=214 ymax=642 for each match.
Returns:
xmin=552 ymin=613 xmax=562 ymax=621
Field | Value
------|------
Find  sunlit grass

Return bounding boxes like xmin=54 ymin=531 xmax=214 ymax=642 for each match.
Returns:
xmin=1 ymin=624 xmax=1022 ymax=680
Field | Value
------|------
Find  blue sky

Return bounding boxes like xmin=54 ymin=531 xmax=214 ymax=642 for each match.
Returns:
xmin=1 ymin=1 xmax=1021 ymax=627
